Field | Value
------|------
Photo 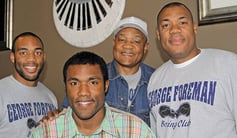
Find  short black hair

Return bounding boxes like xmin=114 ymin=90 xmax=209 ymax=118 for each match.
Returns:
xmin=63 ymin=51 xmax=108 ymax=84
xmin=12 ymin=32 xmax=44 ymax=53
xmin=157 ymin=2 xmax=194 ymax=25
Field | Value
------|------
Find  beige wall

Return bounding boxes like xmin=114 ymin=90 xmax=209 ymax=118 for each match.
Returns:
xmin=1 ymin=0 xmax=237 ymax=108
xmin=0 ymin=50 xmax=12 ymax=78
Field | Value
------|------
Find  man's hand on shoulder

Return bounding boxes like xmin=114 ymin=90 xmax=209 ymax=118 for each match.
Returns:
xmin=39 ymin=108 xmax=65 ymax=125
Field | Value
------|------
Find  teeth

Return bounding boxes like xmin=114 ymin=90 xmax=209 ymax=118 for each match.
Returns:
xmin=79 ymin=102 xmax=91 ymax=105
xmin=122 ymin=52 xmax=133 ymax=56
xmin=25 ymin=66 xmax=36 ymax=69
xmin=24 ymin=66 xmax=37 ymax=73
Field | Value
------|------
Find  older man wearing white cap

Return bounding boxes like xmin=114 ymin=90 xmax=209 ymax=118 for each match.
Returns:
xmin=61 ymin=16 xmax=154 ymax=126
xmin=105 ymin=16 xmax=154 ymax=126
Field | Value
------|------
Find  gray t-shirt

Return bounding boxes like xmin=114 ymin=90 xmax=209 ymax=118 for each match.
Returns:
xmin=122 ymin=67 xmax=141 ymax=107
xmin=0 ymin=75 xmax=58 ymax=138
xmin=148 ymin=49 xmax=237 ymax=138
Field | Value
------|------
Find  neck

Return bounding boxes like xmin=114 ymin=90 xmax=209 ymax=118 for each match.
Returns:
xmin=73 ymin=106 xmax=105 ymax=136
xmin=171 ymin=48 xmax=201 ymax=64
xmin=13 ymin=73 xmax=38 ymax=87
xmin=116 ymin=63 xmax=140 ymax=75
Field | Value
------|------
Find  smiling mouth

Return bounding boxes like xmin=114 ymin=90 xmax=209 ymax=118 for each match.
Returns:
xmin=24 ymin=66 xmax=37 ymax=73
xmin=79 ymin=101 xmax=92 ymax=105
xmin=76 ymin=99 xmax=94 ymax=105
xmin=121 ymin=51 xmax=134 ymax=56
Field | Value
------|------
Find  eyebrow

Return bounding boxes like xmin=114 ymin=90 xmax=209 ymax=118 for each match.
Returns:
xmin=67 ymin=77 xmax=78 ymax=82
xmin=17 ymin=47 xmax=43 ymax=51
xmin=16 ymin=48 xmax=28 ymax=51
xmin=178 ymin=16 xmax=188 ymax=20
xmin=160 ymin=15 xmax=188 ymax=21
xmin=67 ymin=76 xmax=101 ymax=82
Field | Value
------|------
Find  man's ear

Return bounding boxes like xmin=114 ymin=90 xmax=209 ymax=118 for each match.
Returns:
xmin=112 ymin=39 xmax=116 ymax=47
xmin=104 ymin=80 xmax=109 ymax=94
xmin=156 ymin=29 xmax=161 ymax=41
xmin=193 ymin=23 xmax=198 ymax=34
xmin=10 ymin=52 xmax=15 ymax=63
xmin=144 ymin=42 xmax=149 ymax=54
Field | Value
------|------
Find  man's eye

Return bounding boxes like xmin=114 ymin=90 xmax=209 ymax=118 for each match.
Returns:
xmin=134 ymin=40 xmax=142 ymax=44
xmin=180 ymin=21 xmax=187 ymax=25
xmin=118 ymin=38 xmax=125 ymax=42
xmin=35 ymin=51 xmax=43 ymax=56
xmin=70 ymin=82 xmax=78 ymax=86
xmin=161 ymin=24 xmax=169 ymax=29
xmin=118 ymin=39 xmax=125 ymax=42
xmin=19 ymin=51 xmax=27 ymax=56
xmin=90 ymin=80 xmax=98 ymax=85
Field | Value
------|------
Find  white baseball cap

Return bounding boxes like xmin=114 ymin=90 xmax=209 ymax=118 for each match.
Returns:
xmin=113 ymin=16 xmax=148 ymax=41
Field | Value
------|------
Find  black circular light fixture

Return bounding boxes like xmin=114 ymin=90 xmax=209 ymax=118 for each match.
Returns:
xmin=53 ymin=0 xmax=125 ymax=48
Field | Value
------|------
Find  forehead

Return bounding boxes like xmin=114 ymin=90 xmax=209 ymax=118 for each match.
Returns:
xmin=67 ymin=64 xmax=102 ymax=76
xmin=159 ymin=5 xmax=192 ymax=21
xmin=15 ymin=36 xmax=43 ymax=49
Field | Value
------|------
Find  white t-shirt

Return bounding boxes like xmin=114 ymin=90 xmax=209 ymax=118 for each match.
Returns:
xmin=0 ymin=75 xmax=58 ymax=138
xmin=122 ymin=67 xmax=141 ymax=107
xmin=148 ymin=49 xmax=237 ymax=138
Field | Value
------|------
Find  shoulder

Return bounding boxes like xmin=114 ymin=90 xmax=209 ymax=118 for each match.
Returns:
xmin=0 ymin=75 xmax=15 ymax=91
xmin=107 ymin=60 xmax=120 ymax=79
xmin=109 ymin=106 xmax=141 ymax=119
xmin=202 ymin=48 xmax=237 ymax=58
xmin=32 ymin=109 xmax=67 ymax=137
xmin=140 ymin=63 xmax=155 ymax=76
xmin=151 ymin=60 xmax=171 ymax=76
xmin=0 ymin=75 xmax=12 ymax=84
xmin=140 ymin=63 xmax=155 ymax=71
xmin=36 ymin=82 xmax=58 ymax=106
xmin=108 ymin=105 xmax=148 ymax=127
xmin=107 ymin=106 xmax=155 ymax=137
xmin=37 ymin=82 xmax=56 ymax=96
xmin=201 ymin=48 xmax=237 ymax=66
xmin=32 ymin=120 xmax=58 ymax=137
xmin=107 ymin=60 xmax=115 ymax=69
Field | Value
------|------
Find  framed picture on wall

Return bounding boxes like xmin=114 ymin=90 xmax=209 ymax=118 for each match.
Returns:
xmin=198 ymin=0 xmax=237 ymax=25
xmin=0 ymin=0 xmax=13 ymax=50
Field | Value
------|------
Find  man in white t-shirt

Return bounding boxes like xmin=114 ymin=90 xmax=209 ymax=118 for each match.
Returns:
xmin=0 ymin=32 xmax=58 ymax=138
xmin=148 ymin=2 xmax=237 ymax=138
